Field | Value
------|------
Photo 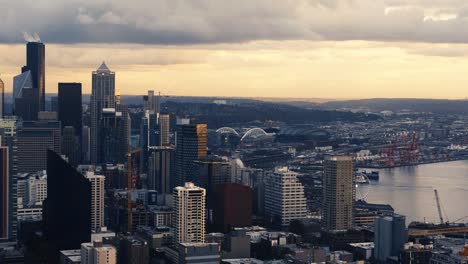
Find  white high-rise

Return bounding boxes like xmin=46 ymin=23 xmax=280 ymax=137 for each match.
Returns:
xmin=174 ymin=182 xmax=206 ymax=244
xmin=81 ymin=241 xmax=116 ymax=264
xmin=86 ymin=172 xmax=105 ymax=232
xmin=265 ymin=167 xmax=308 ymax=228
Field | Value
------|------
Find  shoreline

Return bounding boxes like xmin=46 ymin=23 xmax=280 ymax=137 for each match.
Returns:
xmin=357 ymin=157 xmax=468 ymax=169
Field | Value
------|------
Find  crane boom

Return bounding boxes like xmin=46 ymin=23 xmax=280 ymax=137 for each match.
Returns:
xmin=434 ymin=189 xmax=444 ymax=224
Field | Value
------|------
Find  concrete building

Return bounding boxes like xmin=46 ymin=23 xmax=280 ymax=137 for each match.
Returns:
xmin=59 ymin=249 xmax=81 ymax=264
xmin=264 ymin=167 xmax=307 ymax=228
xmin=0 ymin=147 xmax=9 ymax=240
xmin=374 ymin=214 xmax=407 ymax=262
xmin=214 ymin=184 xmax=252 ymax=233
xmin=159 ymin=113 xmax=171 ymax=146
xmin=85 ymin=172 xmax=105 ymax=232
xmin=323 ymin=156 xmax=355 ymax=232
xmin=178 ymin=243 xmax=221 ymax=264
xmin=81 ymin=241 xmax=116 ymax=264
xmin=174 ymin=182 xmax=206 ymax=244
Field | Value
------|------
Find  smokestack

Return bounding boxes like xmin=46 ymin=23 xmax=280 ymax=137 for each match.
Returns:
xmin=22 ymin=32 xmax=41 ymax=42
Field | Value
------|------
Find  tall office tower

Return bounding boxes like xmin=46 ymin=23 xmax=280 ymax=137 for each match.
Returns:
xmin=323 ymin=156 xmax=355 ymax=232
xmin=15 ymin=86 xmax=39 ymax=121
xmin=0 ymin=147 xmax=9 ymax=240
xmin=25 ymin=41 xmax=46 ymax=112
xmin=0 ymin=76 xmax=4 ymax=118
xmin=214 ymin=184 xmax=252 ymax=233
xmin=85 ymin=172 xmax=105 ymax=232
xmin=140 ymin=111 xmax=157 ymax=173
xmin=115 ymin=103 xmax=130 ymax=154
xmin=62 ymin=126 xmax=79 ymax=165
xmin=174 ymin=124 xmax=207 ymax=187
xmin=143 ymin=90 xmax=158 ymax=113
xmin=99 ymin=108 xmax=127 ymax=164
xmin=194 ymin=155 xmax=231 ymax=225
xmin=374 ymin=215 xmax=407 ymax=262
xmin=90 ymin=62 xmax=115 ymax=164
xmin=159 ymin=113 xmax=170 ymax=146
xmin=82 ymin=126 xmax=91 ymax=163
xmin=81 ymin=241 xmax=117 ymax=264
xmin=12 ymin=70 xmax=32 ymax=114
xmin=16 ymin=119 xmax=61 ymax=173
xmin=264 ymin=167 xmax=307 ymax=229
xmin=58 ymin=83 xmax=82 ymax=161
xmin=174 ymin=182 xmax=206 ymax=244
xmin=148 ymin=147 xmax=174 ymax=194
xmin=45 ymin=150 xmax=91 ymax=263
xmin=0 ymin=118 xmax=18 ymax=240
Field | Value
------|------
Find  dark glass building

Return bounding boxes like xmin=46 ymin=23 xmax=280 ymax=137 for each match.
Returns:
xmin=148 ymin=146 xmax=174 ymax=194
xmin=58 ymin=83 xmax=82 ymax=137
xmin=99 ymin=108 xmax=128 ymax=164
xmin=44 ymin=150 xmax=91 ymax=263
xmin=0 ymin=147 xmax=9 ymax=240
xmin=174 ymin=124 xmax=207 ymax=187
xmin=16 ymin=119 xmax=61 ymax=173
xmin=25 ymin=41 xmax=46 ymax=114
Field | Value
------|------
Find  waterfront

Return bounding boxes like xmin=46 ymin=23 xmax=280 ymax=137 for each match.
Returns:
xmin=361 ymin=160 xmax=468 ymax=224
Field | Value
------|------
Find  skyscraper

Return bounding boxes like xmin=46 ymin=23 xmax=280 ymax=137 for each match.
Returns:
xmin=174 ymin=182 xmax=206 ymax=244
xmin=99 ymin=108 xmax=128 ymax=164
xmin=45 ymin=150 xmax=91 ymax=263
xmin=0 ymin=76 xmax=4 ymax=118
xmin=62 ymin=126 xmax=79 ymax=165
xmin=264 ymin=167 xmax=307 ymax=228
xmin=25 ymin=41 xmax=46 ymax=112
xmin=374 ymin=215 xmax=407 ymax=261
xmin=85 ymin=172 xmax=105 ymax=232
xmin=0 ymin=147 xmax=9 ymax=240
xmin=159 ymin=113 xmax=170 ymax=146
xmin=90 ymin=62 xmax=115 ymax=164
xmin=16 ymin=119 xmax=61 ymax=173
xmin=58 ymin=83 xmax=82 ymax=160
xmin=323 ymin=156 xmax=355 ymax=232
xmin=148 ymin=147 xmax=174 ymax=194
xmin=174 ymin=124 xmax=207 ymax=187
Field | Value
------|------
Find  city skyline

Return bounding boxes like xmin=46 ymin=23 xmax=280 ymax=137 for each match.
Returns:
xmin=1 ymin=1 xmax=468 ymax=99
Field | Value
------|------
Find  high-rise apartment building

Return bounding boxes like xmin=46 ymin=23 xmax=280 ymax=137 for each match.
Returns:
xmin=16 ymin=119 xmax=61 ymax=173
xmin=323 ymin=156 xmax=355 ymax=232
xmin=85 ymin=172 xmax=105 ymax=232
xmin=174 ymin=124 xmax=207 ymax=187
xmin=81 ymin=241 xmax=116 ymax=264
xmin=45 ymin=150 xmax=91 ymax=263
xmin=90 ymin=62 xmax=115 ymax=164
xmin=174 ymin=182 xmax=206 ymax=244
xmin=264 ymin=167 xmax=307 ymax=228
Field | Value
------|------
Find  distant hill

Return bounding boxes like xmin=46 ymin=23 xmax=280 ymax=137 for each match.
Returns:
xmin=161 ymin=101 xmax=380 ymax=128
xmin=315 ymin=98 xmax=468 ymax=114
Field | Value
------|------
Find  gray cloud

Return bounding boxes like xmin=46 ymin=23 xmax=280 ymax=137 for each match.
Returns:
xmin=1 ymin=0 xmax=468 ymax=44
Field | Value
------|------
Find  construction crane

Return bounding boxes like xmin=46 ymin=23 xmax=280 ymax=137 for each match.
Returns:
xmin=434 ymin=189 xmax=444 ymax=224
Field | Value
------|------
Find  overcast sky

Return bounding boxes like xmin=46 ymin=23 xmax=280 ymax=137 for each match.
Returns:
xmin=1 ymin=0 xmax=468 ymax=99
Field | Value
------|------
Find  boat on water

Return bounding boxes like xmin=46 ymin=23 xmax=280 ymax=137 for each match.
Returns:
xmin=355 ymin=174 xmax=370 ymax=184
xmin=361 ymin=170 xmax=379 ymax=181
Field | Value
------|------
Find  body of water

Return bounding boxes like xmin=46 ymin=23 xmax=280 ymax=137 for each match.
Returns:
xmin=359 ymin=160 xmax=468 ymax=224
